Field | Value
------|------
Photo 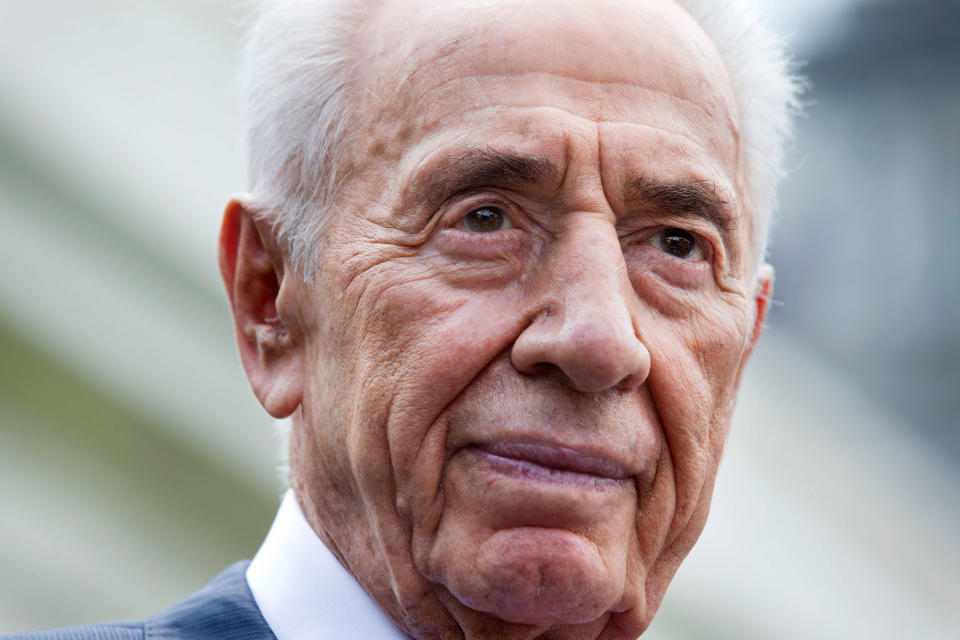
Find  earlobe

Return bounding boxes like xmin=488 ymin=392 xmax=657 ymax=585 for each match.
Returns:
xmin=219 ymin=197 xmax=303 ymax=418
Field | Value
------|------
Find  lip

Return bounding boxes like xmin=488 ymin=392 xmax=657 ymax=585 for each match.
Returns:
xmin=466 ymin=441 xmax=632 ymax=486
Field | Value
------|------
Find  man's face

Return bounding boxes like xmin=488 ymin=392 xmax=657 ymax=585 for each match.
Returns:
xmin=268 ymin=0 xmax=767 ymax=637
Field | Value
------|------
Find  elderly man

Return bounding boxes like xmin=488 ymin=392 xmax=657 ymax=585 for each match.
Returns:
xmin=8 ymin=0 xmax=799 ymax=638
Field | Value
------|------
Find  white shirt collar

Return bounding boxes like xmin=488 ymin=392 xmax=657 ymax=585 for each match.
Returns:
xmin=246 ymin=490 xmax=410 ymax=639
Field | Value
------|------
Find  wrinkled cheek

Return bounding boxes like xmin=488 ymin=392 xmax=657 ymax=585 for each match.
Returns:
xmin=393 ymin=412 xmax=451 ymax=544
xmin=362 ymin=280 xmax=528 ymax=522
xmin=629 ymin=446 xmax=677 ymax=567
xmin=630 ymin=327 xmax=740 ymax=579
xmin=297 ymin=338 xmax=367 ymax=495
xmin=609 ymin=448 xmax=677 ymax=634
xmin=617 ymin=315 xmax=749 ymax=624
xmin=669 ymin=312 xmax=747 ymax=465
xmin=654 ymin=365 xmax=715 ymax=517
xmin=692 ymin=319 xmax=749 ymax=389
xmin=689 ymin=319 xmax=751 ymax=454
xmin=341 ymin=379 xmax=398 ymax=523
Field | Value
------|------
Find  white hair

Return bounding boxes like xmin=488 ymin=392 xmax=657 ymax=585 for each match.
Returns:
xmin=243 ymin=0 xmax=802 ymax=279
xmin=242 ymin=0 xmax=364 ymax=272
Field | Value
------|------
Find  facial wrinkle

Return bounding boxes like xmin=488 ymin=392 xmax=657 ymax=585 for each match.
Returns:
xmin=420 ymin=71 xmax=722 ymax=122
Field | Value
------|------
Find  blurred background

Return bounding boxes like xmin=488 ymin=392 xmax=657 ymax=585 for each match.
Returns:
xmin=0 ymin=0 xmax=956 ymax=637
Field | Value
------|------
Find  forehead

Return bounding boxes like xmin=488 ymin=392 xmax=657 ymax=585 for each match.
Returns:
xmin=348 ymin=0 xmax=741 ymax=202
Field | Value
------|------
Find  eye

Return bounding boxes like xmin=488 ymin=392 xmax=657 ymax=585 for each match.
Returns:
xmin=461 ymin=206 xmax=514 ymax=233
xmin=650 ymin=227 xmax=705 ymax=260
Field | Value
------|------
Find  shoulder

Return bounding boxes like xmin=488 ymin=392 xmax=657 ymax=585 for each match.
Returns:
xmin=3 ymin=562 xmax=275 ymax=640
xmin=0 ymin=623 xmax=143 ymax=640
xmin=145 ymin=561 xmax=275 ymax=640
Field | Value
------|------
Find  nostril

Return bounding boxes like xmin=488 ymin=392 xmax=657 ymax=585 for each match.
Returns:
xmin=566 ymin=358 xmax=626 ymax=394
xmin=522 ymin=361 xmax=564 ymax=380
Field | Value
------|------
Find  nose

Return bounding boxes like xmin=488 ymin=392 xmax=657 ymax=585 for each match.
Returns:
xmin=511 ymin=218 xmax=650 ymax=393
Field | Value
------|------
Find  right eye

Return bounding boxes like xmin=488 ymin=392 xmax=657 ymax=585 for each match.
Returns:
xmin=460 ymin=207 xmax=514 ymax=233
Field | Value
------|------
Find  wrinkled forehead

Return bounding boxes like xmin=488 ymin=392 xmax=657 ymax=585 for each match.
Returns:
xmin=353 ymin=0 xmax=739 ymax=141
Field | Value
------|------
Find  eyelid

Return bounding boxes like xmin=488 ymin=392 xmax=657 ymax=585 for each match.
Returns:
xmin=445 ymin=192 xmax=522 ymax=229
xmin=624 ymin=222 xmax=716 ymax=259
xmin=648 ymin=227 xmax=706 ymax=260
xmin=457 ymin=206 xmax=516 ymax=232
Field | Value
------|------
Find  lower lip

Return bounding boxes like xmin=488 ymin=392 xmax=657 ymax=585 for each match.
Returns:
xmin=467 ymin=447 xmax=628 ymax=491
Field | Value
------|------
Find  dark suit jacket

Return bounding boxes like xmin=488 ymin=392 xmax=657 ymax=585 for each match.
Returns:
xmin=3 ymin=562 xmax=276 ymax=640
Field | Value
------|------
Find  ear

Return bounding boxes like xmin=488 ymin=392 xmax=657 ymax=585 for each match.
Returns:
xmin=219 ymin=197 xmax=303 ymax=418
xmin=734 ymin=263 xmax=774 ymax=387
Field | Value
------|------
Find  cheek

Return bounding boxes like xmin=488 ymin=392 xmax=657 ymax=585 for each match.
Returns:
xmin=345 ymin=270 xmax=529 ymax=515
xmin=641 ymin=301 xmax=751 ymax=531
xmin=611 ymin=301 xmax=750 ymax=623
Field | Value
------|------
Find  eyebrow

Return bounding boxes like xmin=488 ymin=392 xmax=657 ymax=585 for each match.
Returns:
xmin=622 ymin=175 xmax=737 ymax=239
xmin=403 ymin=150 xmax=737 ymax=243
xmin=408 ymin=148 xmax=561 ymax=211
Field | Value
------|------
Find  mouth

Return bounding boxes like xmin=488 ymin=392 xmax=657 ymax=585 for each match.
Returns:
xmin=465 ymin=441 xmax=631 ymax=489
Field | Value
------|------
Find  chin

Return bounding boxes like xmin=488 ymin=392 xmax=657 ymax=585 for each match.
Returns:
xmin=426 ymin=526 xmax=631 ymax=629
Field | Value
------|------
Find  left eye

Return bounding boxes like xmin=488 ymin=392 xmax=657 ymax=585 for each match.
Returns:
xmin=650 ymin=228 xmax=705 ymax=260
xmin=461 ymin=207 xmax=513 ymax=233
